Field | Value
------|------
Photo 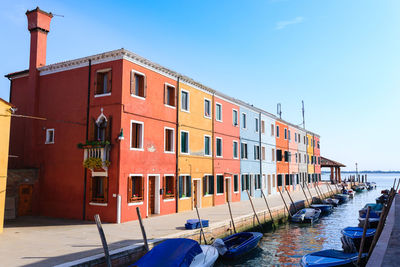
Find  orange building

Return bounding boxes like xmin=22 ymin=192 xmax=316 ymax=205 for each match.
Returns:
xmin=275 ymin=120 xmax=289 ymax=191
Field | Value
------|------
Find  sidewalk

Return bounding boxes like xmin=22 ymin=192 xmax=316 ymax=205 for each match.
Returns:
xmin=0 ymin=183 xmax=335 ymax=266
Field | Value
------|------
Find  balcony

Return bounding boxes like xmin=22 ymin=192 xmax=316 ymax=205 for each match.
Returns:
xmin=79 ymin=141 xmax=111 ymax=175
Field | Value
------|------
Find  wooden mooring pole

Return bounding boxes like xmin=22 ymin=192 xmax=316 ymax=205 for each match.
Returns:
xmin=136 ymin=207 xmax=149 ymax=252
xmin=261 ymin=190 xmax=275 ymax=228
xmin=278 ymin=187 xmax=292 ymax=217
xmin=357 ymin=206 xmax=371 ymax=265
xmin=300 ymin=184 xmax=310 ymax=206
xmin=195 ymin=205 xmax=207 ymax=244
xmin=94 ymin=214 xmax=112 ymax=267
xmin=326 ymin=183 xmax=334 ymax=197
xmin=285 ymin=186 xmax=298 ymax=213
xmin=227 ymin=201 xmax=237 ymax=234
xmin=367 ymin=204 xmax=387 ymax=260
xmin=246 ymin=190 xmax=263 ymax=231
xmin=305 ymin=183 xmax=314 ymax=202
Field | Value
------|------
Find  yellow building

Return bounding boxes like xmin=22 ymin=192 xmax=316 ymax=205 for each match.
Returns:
xmin=306 ymin=132 xmax=314 ymax=181
xmin=0 ymin=98 xmax=13 ymax=233
xmin=177 ymin=80 xmax=214 ymax=212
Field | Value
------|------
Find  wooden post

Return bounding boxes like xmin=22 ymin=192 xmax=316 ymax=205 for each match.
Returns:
xmin=326 ymin=183 xmax=334 ymax=197
xmin=300 ymin=184 xmax=310 ymax=206
xmin=227 ymin=201 xmax=237 ymax=234
xmin=357 ymin=206 xmax=371 ymax=265
xmin=261 ymin=190 xmax=275 ymax=227
xmin=284 ymin=185 xmax=298 ymax=213
xmin=396 ymin=179 xmax=400 ymax=192
xmin=305 ymin=183 xmax=313 ymax=200
xmin=367 ymin=205 xmax=387 ymax=259
xmin=136 ymin=207 xmax=149 ymax=252
xmin=277 ymin=187 xmax=292 ymax=217
xmin=195 ymin=205 xmax=207 ymax=245
xmin=315 ymin=183 xmax=324 ymax=199
xmin=94 ymin=214 xmax=112 ymax=267
xmin=392 ymin=178 xmax=396 ymax=190
xmin=246 ymin=190 xmax=263 ymax=231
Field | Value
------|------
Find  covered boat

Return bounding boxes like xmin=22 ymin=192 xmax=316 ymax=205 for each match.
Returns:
xmin=358 ymin=203 xmax=383 ymax=218
xmin=131 ymin=238 xmax=219 ymax=267
xmin=324 ymin=198 xmax=340 ymax=207
xmin=334 ymin=194 xmax=349 ymax=204
xmin=358 ymin=216 xmax=380 ymax=229
xmin=341 ymin=227 xmax=376 ymax=253
xmin=291 ymin=208 xmax=321 ymax=223
xmin=300 ymin=249 xmax=367 ymax=267
xmin=343 ymin=189 xmax=355 ymax=198
xmin=310 ymin=204 xmax=333 ymax=214
xmin=214 ymin=232 xmax=263 ymax=260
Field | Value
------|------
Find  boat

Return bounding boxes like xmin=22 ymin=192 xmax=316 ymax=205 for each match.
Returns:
xmin=343 ymin=189 xmax=355 ymax=198
xmin=352 ymin=186 xmax=363 ymax=193
xmin=300 ymin=249 xmax=367 ymax=267
xmin=291 ymin=208 xmax=321 ymax=223
xmin=358 ymin=216 xmax=380 ymax=229
xmin=358 ymin=203 xmax=383 ymax=218
xmin=341 ymin=227 xmax=376 ymax=253
xmin=324 ymin=198 xmax=340 ymax=207
xmin=310 ymin=204 xmax=333 ymax=214
xmin=376 ymin=194 xmax=389 ymax=204
xmin=365 ymin=182 xmax=374 ymax=190
xmin=131 ymin=238 xmax=219 ymax=267
xmin=213 ymin=232 xmax=263 ymax=260
xmin=334 ymin=194 xmax=349 ymax=204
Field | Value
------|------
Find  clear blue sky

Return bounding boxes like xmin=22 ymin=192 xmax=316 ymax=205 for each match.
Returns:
xmin=1 ymin=0 xmax=400 ymax=171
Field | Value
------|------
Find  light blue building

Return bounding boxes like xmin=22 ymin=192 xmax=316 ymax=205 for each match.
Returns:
xmin=261 ymin=111 xmax=277 ymax=196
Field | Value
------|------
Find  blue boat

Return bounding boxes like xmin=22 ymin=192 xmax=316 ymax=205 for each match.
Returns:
xmin=310 ymin=204 xmax=333 ymax=214
xmin=291 ymin=208 xmax=321 ymax=223
xmin=214 ymin=232 xmax=263 ymax=260
xmin=334 ymin=194 xmax=349 ymax=204
xmin=341 ymin=227 xmax=376 ymax=253
xmin=324 ymin=198 xmax=340 ymax=207
xmin=358 ymin=203 xmax=383 ymax=218
xmin=131 ymin=238 xmax=219 ymax=267
xmin=300 ymin=249 xmax=367 ymax=267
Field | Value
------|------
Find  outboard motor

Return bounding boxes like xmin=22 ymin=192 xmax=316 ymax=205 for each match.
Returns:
xmin=213 ymin=238 xmax=228 ymax=255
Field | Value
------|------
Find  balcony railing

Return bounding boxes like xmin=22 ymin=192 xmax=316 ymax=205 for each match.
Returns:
xmin=81 ymin=144 xmax=111 ymax=173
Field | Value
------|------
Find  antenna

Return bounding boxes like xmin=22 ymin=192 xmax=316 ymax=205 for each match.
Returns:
xmin=277 ymin=103 xmax=282 ymax=119
xmin=302 ymin=100 xmax=305 ymax=128
xmin=52 ymin=13 xmax=64 ymax=17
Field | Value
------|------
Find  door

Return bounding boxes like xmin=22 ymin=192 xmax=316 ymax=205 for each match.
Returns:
xmin=148 ymin=176 xmax=155 ymax=215
xmin=18 ymin=184 xmax=33 ymax=216
xmin=225 ymin=179 xmax=229 ymax=202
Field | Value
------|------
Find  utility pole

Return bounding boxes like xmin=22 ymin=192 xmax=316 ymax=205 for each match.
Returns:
xmin=277 ymin=103 xmax=282 ymax=119
xmin=302 ymin=100 xmax=305 ymax=129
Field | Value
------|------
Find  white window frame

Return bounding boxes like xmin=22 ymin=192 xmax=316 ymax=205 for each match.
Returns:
xmin=216 ymin=174 xmax=224 ymax=195
xmin=45 ymin=128 xmax=55 ymax=144
xmin=164 ymin=127 xmax=175 ymax=154
xmin=276 ymin=125 xmax=280 ymax=137
xmin=255 ymin=117 xmax=259 ymax=133
xmin=216 ymin=137 xmax=223 ymax=158
xmin=130 ymin=69 xmax=146 ymax=101
xmin=254 ymin=145 xmax=260 ymax=160
xmin=164 ymin=82 xmax=176 ymax=109
xmin=180 ymin=130 xmax=190 ymax=155
xmin=181 ymin=89 xmax=190 ymax=113
xmin=130 ymin=120 xmax=144 ymax=151
xmin=232 ymin=109 xmax=238 ymax=126
xmin=241 ymin=142 xmax=248 ymax=159
xmin=271 ymin=123 xmax=275 ymax=136
xmin=179 ymin=174 xmax=191 ymax=199
xmin=204 ymin=135 xmax=211 ymax=157
xmin=204 ymin=98 xmax=211 ymax=119
xmin=261 ymin=146 xmax=266 ymax=161
xmin=242 ymin=113 xmax=247 ymax=129
xmin=215 ymin=102 xmax=223 ymax=122
xmin=233 ymin=174 xmax=239 ymax=193
xmin=94 ymin=68 xmax=112 ymax=98
xmin=127 ymin=173 xmax=144 ymax=206
xmin=233 ymin=140 xmax=239 ymax=159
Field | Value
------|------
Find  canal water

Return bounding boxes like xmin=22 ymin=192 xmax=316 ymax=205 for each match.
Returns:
xmin=216 ymin=173 xmax=397 ymax=266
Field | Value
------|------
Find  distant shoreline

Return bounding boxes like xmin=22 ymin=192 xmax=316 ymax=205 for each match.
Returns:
xmin=322 ymin=171 xmax=400 ymax=174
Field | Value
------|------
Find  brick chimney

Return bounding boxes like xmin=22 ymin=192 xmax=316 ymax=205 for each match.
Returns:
xmin=26 ymin=7 xmax=53 ymax=72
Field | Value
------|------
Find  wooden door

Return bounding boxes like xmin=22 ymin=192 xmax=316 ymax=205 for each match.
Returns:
xmin=18 ymin=184 xmax=33 ymax=216
xmin=193 ymin=181 xmax=198 ymax=208
xmin=148 ymin=176 xmax=155 ymax=215
xmin=225 ymin=180 xmax=229 ymax=202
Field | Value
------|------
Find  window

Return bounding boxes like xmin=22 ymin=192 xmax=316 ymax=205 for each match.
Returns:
xmin=179 ymin=175 xmax=191 ymax=198
xmin=164 ymin=84 xmax=175 ymax=107
xmin=95 ymin=117 xmax=107 ymax=141
xmin=276 ymin=149 xmax=282 ymax=161
xmin=216 ymin=138 xmax=223 ymax=157
xmin=254 ymin=145 xmax=260 ymax=160
xmin=164 ymin=175 xmax=175 ymax=199
xmin=318 ymin=157 xmax=321 ymax=164
xmin=96 ymin=69 xmax=112 ymax=95
xmin=181 ymin=90 xmax=189 ymax=111
xmin=304 ymin=136 xmax=306 ymax=144
xmin=242 ymin=113 xmax=247 ymax=129
xmin=284 ymin=151 xmax=289 ymax=162
xmin=203 ymin=175 xmax=214 ymax=195
xmin=128 ymin=175 xmax=143 ymax=202
xmin=255 ymin=118 xmax=259 ymax=132
xmin=261 ymin=146 xmax=266 ymax=160
xmin=233 ymin=141 xmax=239 ymax=159
xmin=298 ymin=134 xmax=301 ymax=143
xmin=45 ymin=129 xmax=54 ymax=144
xmin=234 ymin=175 xmax=239 ymax=192
xmin=277 ymin=174 xmax=283 ymax=187
xmin=299 ymin=153 xmax=301 ymax=163
xmin=164 ymin=128 xmax=174 ymax=153
xmin=261 ymin=120 xmax=265 ymax=134
xmin=216 ymin=103 xmax=222 ymax=121
xmin=233 ymin=109 xmax=238 ymax=126
xmin=241 ymin=143 xmax=248 ymax=159
xmin=204 ymin=99 xmax=211 ymax=118
xmin=241 ymin=174 xmax=250 ymax=191
xmin=255 ymin=174 xmax=261 ymax=189
xmin=276 ymin=125 xmax=280 ymax=137
xmin=295 ymin=153 xmax=298 ymax=163
xmin=91 ymin=176 xmax=107 ymax=203
xmin=217 ymin=175 xmax=224 ymax=194
xmin=288 ymin=130 xmax=291 ymax=141
xmin=204 ymin=136 xmax=211 ymax=156
xmin=284 ymin=128 xmax=287 ymax=139
xmin=130 ymin=71 xmax=145 ymax=98
xmin=295 ymin=132 xmax=297 ymax=142
xmin=131 ymin=121 xmax=144 ymax=150
xmin=271 ymin=124 xmax=275 ymax=136
xmin=272 ymin=174 xmax=276 ymax=187
xmin=285 ymin=174 xmax=290 ymax=186
xmin=304 ymin=154 xmax=306 ymax=163
xmin=181 ymin=131 xmax=189 ymax=154
xmin=272 ymin=148 xmax=275 ymax=161
xmin=318 ymin=141 xmax=320 ymax=149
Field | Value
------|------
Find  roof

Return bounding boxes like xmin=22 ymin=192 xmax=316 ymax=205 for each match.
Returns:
xmin=0 ymin=98 xmax=15 ymax=108
xmin=320 ymin=156 xmax=346 ymax=168
xmin=5 ymin=69 xmax=29 ymax=79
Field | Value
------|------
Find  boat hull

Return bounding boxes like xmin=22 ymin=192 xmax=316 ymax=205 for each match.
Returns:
xmin=300 ymin=249 xmax=367 ymax=267
xmin=221 ymin=232 xmax=263 ymax=260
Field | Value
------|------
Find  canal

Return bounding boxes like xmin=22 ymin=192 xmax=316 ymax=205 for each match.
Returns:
xmin=216 ymin=173 xmax=395 ymax=266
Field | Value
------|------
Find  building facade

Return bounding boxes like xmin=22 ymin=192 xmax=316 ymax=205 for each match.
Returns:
xmin=260 ymin=112 xmax=277 ymax=196
xmin=288 ymin=125 xmax=299 ymax=191
xmin=275 ymin=120 xmax=289 ymax=192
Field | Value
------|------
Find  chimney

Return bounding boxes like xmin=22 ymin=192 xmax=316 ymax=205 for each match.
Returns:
xmin=26 ymin=7 xmax=53 ymax=72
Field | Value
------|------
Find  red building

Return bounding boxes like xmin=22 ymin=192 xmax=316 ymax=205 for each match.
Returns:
xmin=213 ymin=93 xmax=241 ymax=205
xmin=6 ymin=7 xmax=178 ymax=222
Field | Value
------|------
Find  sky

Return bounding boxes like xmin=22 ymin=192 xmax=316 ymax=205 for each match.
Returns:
xmin=1 ymin=0 xmax=400 ymax=171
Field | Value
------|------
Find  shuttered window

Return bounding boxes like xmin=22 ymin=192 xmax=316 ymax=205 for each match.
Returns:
xmin=128 ymin=176 xmax=144 ymax=202
xmin=179 ymin=175 xmax=191 ymax=198
xmin=216 ymin=138 xmax=223 ymax=157
xmin=131 ymin=121 xmax=143 ymax=149
xmin=91 ymin=176 xmax=108 ymax=203
xmin=95 ymin=69 xmax=112 ymax=95
xmin=233 ymin=141 xmax=238 ymax=159
xmin=181 ymin=131 xmax=189 ymax=154
xmin=203 ymin=175 xmax=214 ymax=195
xmin=204 ymin=136 xmax=211 ymax=156
xmin=181 ymin=91 xmax=189 ymax=111
xmin=164 ymin=128 xmax=174 ymax=152
xmin=164 ymin=84 xmax=176 ymax=106
xmin=234 ymin=175 xmax=239 ymax=192
xmin=217 ymin=175 xmax=224 ymax=194
xmin=130 ymin=71 xmax=146 ymax=98
xmin=216 ymin=103 xmax=222 ymax=121
xmin=276 ymin=149 xmax=282 ymax=161
xmin=164 ymin=175 xmax=175 ymax=199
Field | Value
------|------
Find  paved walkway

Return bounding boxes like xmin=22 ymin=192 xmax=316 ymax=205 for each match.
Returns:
xmin=0 ymin=184 xmax=335 ymax=266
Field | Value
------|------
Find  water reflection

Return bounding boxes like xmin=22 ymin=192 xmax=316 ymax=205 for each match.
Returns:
xmin=216 ymin=174 xmax=394 ymax=266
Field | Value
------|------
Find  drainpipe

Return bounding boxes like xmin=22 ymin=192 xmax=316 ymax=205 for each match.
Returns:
xmin=83 ymin=59 xmax=92 ymax=220
xmin=212 ymin=93 xmax=215 ymax=205
xmin=175 ymin=76 xmax=180 ymax=213
xmin=258 ymin=112 xmax=262 ymax=195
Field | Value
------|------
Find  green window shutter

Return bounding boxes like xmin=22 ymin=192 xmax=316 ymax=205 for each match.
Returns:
xmin=179 ymin=176 xmax=183 ymax=198
xmin=210 ymin=176 xmax=214 ymax=194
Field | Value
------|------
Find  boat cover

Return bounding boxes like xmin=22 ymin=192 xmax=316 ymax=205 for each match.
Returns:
xmin=311 ymin=249 xmax=357 ymax=259
xmin=341 ymin=227 xmax=376 ymax=238
xmin=132 ymin=238 xmax=202 ymax=267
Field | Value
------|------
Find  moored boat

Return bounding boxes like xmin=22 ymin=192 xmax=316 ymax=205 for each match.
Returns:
xmin=300 ymin=249 xmax=367 ymax=267
xmin=131 ymin=238 xmax=219 ymax=267
xmin=334 ymin=194 xmax=349 ymax=204
xmin=343 ymin=189 xmax=355 ymax=198
xmin=341 ymin=227 xmax=376 ymax=253
xmin=213 ymin=232 xmax=263 ymax=260
xmin=358 ymin=203 xmax=383 ymax=218
xmin=358 ymin=216 xmax=380 ymax=229
xmin=324 ymin=198 xmax=340 ymax=207
xmin=310 ymin=204 xmax=333 ymax=214
xmin=291 ymin=208 xmax=321 ymax=223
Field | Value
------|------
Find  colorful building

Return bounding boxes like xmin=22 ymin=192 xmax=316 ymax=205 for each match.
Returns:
xmin=314 ymin=135 xmax=321 ymax=182
xmin=0 ymin=99 xmax=13 ymax=233
xmin=297 ymin=127 xmax=308 ymax=187
xmin=260 ymin=112 xmax=277 ymax=196
xmin=306 ymin=132 xmax=315 ymax=183
xmin=275 ymin=120 xmax=289 ymax=191
xmin=288 ymin=125 xmax=299 ymax=191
